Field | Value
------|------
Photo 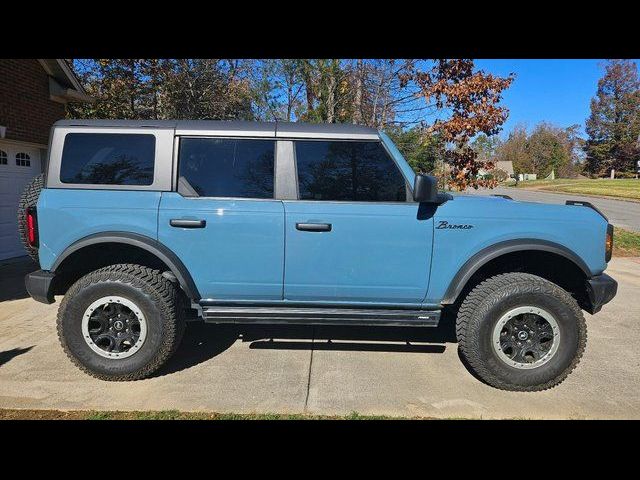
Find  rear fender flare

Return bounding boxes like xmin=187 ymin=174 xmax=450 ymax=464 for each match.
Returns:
xmin=51 ymin=232 xmax=201 ymax=301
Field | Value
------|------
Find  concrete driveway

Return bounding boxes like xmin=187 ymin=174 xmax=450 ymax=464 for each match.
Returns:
xmin=1 ymin=257 xmax=639 ymax=419
xmin=465 ymin=186 xmax=640 ymax=232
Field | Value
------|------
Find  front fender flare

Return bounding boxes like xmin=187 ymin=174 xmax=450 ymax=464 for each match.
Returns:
xmin=440 ymin=239 xmax=592 ymax=305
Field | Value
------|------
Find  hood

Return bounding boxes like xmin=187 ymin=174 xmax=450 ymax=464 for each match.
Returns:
xmin=442 ymin=193 xmax=607 ymax=225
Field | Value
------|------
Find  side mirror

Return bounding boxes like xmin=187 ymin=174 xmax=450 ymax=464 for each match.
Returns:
xmin=413 ymin=175 xmax=438 ymax=203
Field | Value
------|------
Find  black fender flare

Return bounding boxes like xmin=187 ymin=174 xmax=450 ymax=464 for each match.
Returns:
xmin=441 ymin=239 xmax=592 ymax=305
xmin=51 ymin=232 xmax=201 ymax=301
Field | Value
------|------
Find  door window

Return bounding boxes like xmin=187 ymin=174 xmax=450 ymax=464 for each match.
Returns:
xmin=178 ymin=138 xmax=275 ymax=198
xmin=294 ymin=140 xmax=407 ymax=202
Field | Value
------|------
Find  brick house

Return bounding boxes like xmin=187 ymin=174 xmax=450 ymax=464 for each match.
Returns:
xmin=0 ymin=59 xmax=92 ymax=260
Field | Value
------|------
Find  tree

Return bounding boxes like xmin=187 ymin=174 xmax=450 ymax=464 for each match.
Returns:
xmin=527 ymin=123 xmax=571 ymax=177
xmin=67 ymin=58 xmax=515 ymax=187
xmin=249 ymin=60 xmax=304 ymax=122
xmin=584 ymin=59 xmax=640 ymax=175
xmin=271 ymin=59 xmax=425 ymax=128
xmin=384 ymin=126 xmax=444 ymax=174
xmin=297 ymin=59 xmax=350 ymax=124
xmin=496 ymin=125 xmax=531 ymax=177
xmin=67 ymin=59 xmax=146 ymax=119
xmin=160 ymin=59 xmax=254 ymax=120
xmin=407 ymin=60 xmax=515 ymax=190
xmin=495 ymin=122 xmax=583 ymax=178
xmin=67 ymin=59 xmax=256 ymax=121
xmin=471 ymin=134 xmax=501 ymax=163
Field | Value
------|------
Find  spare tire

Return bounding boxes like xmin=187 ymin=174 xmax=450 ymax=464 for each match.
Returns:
xmin=17 ymin=173 xmax=44 ymax=263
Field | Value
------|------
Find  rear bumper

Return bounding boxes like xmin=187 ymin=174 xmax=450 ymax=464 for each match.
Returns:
xmin=585 ymin=273 xmax=617 ymax=314
xmin=25 ymin=270 xmax=56 ymax=304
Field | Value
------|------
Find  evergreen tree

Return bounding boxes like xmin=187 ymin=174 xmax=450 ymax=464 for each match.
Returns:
xmin=584 ymin=60 xmax=640 ymax=175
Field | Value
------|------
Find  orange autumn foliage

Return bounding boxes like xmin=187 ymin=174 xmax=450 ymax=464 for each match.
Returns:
xmin=405 ymin=60 xmax=514 ymax=190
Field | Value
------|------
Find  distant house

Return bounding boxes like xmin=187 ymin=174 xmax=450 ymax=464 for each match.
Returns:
xmin=478 ymin=160 xmax=514 ymax=179
xmin=0 ymin=59 xmax=92 ymax=260
xmin=495 ymin=160 xmax=514 ymax=177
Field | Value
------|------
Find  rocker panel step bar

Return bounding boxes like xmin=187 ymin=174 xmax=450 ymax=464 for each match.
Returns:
xmin=201 ymin=306 xmax=440 ymax=327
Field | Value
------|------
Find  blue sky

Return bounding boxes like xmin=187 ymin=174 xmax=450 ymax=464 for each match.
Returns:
xmin=474 ymin=59 xmax=638 ymax=138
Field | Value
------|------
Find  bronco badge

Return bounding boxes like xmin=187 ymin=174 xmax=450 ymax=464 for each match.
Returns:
xmin=436 ymin=220 xmax=474 ymax=230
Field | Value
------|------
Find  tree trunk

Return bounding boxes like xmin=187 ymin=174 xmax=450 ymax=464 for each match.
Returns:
xmin=353 ymin=59 xmax=363 ymax=124
xmin=301 ymin=60 xmax=316 ymax=116
xmin=326 ymin=71 xmax=336 ymax=123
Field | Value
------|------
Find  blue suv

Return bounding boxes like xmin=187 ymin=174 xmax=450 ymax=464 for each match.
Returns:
xmin=21 ymin=120 xmax=617 ymax=391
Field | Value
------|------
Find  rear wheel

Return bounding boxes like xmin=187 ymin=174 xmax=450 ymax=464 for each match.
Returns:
xmin=456 ymin=273 xmax=587 ymax=391
xmin=57 ymin=264 xmax=185 ymax=381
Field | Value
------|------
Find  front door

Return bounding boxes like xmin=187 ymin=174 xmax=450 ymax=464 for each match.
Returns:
xmin=283 ymin=140 xmax=433 ymax=305
xmin=158 ymin=137 xmax=284 ymax=301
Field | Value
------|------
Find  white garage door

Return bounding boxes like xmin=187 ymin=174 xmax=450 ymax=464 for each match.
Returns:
xmin=0 ymin=143 xmax=42 ymax=261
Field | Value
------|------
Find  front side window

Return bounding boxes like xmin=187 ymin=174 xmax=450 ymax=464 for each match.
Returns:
xmin=178 ymin=138 xmax=275 ymax=198
xmin=0 ymin=150 xmax=7 ymax=165
xmin=60 ymin=133 xmax=155 ymax=185
xmin=295 ymin=140 xmax=407 ymax=202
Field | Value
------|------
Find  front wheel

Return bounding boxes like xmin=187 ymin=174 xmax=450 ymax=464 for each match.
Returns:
xmin=456 ymin=273 xmax=587 ymax=391
xmin=57 ymin=264 xmax=185 ymax=381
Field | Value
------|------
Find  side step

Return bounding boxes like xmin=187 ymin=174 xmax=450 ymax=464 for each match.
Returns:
xmin=201 ymin=306 xmax=440 ymax=327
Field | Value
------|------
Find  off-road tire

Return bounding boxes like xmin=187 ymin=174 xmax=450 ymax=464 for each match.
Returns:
xmin=17 ymin=173 xmax=44 ymax=262
xmin=57 ymin=264 xmax=186 ymax=381
xmin=456 ymin=273 xmax=587 ymax=392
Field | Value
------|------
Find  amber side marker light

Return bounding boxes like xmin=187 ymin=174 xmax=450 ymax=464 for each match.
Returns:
xmin=605 ymin=224 xmax=613 ymax=262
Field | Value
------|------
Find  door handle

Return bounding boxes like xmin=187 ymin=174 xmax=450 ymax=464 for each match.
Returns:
xmin=296 ymin=223 xmax=332 ymax=232
xmin=170 ymin=219 xmax=206 ymax=228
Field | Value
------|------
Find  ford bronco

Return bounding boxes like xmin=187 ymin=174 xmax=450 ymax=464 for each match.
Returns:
xmin=21 ymin=120 xmax=617 ymax=391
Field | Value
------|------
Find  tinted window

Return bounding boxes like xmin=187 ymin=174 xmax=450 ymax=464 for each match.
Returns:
xmin=178 ymin=138 xmax=275 ymax=198
xmin=60 ymin=133 xmax=155 ymax=185
xmin=295 ymin=141 xmax=407 ymax=202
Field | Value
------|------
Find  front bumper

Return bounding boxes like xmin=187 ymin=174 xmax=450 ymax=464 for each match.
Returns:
xmin=585 ymin=273 xmax=617 ymax=314
xmin=25 ymin=270 xmax=56 ymax=304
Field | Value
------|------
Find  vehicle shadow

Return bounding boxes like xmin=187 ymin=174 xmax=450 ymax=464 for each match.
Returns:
xmin=245 ymin=322 xmax=452 ymax=354
xmin=157 ymin=309 xmax=458 ymax=377
xmin=0 ymin=257 xmax=37 ymax=302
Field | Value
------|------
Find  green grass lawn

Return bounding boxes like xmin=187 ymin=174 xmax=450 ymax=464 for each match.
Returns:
xmin=614 ymin=227 xmax=640 ymax=257
xmin=509 ymin=179 xmax=640 ymax=201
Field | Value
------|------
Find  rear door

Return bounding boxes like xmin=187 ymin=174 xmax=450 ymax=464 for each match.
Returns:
xmin=158 ymin=137 xmax=284 ymax=301
xmin=282 ymin=139 xmax=434 ymax=305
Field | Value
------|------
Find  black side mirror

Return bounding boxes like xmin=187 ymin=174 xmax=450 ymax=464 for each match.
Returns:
xmin=413 ymin=175 xmax=438 ymax=203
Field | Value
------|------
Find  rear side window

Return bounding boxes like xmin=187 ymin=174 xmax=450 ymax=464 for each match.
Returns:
xmin=295 ymin=140 xmax=407 ymax=202
xmin=178 ymin=138 xmax=275 ymax=198
xmin=60 ymin=133 xmax=155 ymax=185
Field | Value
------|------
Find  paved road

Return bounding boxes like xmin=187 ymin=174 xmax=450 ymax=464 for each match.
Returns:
xmin=464 ymin=187 xmax=640 ymax=232
xmin=1 ymin=257 xmax=639 ymax=419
